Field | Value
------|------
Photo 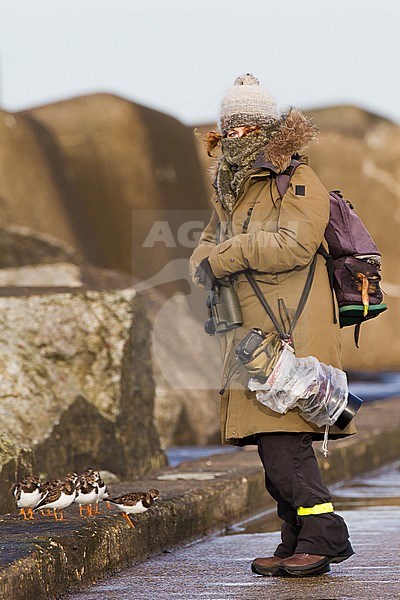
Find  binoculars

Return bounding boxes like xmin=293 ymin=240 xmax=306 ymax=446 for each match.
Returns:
xmin=204 ymin=279 xmax=244 ymax=335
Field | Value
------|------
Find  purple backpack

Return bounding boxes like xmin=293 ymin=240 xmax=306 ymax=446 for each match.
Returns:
xmin=276 ymin=158 xmax=387 ymax=346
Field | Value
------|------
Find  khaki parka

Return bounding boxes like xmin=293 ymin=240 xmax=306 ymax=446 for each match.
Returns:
xmin=190 ymin=111 xmax=356 ymax=445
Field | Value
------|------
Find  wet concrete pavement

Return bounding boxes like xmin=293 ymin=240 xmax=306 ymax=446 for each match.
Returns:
xmin=69 ymin=462 xmax=400 ymax=600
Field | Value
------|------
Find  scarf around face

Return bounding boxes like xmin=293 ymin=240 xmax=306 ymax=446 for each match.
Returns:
xmin=217 ymin=122 xmax=280 ymax=213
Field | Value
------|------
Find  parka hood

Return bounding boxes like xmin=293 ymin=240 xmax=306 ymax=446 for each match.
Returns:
xmin=211 ymin=108 xmax=318 ymax=186
xmin=258 ymin=108 xmax=318 ymax=172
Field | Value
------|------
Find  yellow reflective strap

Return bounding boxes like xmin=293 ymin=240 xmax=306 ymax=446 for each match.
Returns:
xmin=297 ymin=502 xmax=334 ymax=516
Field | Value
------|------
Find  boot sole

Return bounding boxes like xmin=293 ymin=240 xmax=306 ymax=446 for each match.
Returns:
xmin=251 ymin=563 xmax=281 ymax=577
xmin=280 ymin=552 xmax=353 ymax=577
xmin=330 ymin=553 xmax=354 ymax=564
xmin=255 ymin=553 xmax=353 ymax=577
xmin=279 ymin=562 xmax=331 ymax=577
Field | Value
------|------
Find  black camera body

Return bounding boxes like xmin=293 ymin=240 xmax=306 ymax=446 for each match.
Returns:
xmin=235 ymin=328 xmax=266 ymax=363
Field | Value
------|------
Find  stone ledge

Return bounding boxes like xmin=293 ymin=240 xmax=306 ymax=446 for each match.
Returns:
xmin=0 ymin=397 xmax=399 ymax=600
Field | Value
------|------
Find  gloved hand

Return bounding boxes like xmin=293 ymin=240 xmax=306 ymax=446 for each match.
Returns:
xmin=195 ymin=257 xmax=218 ymax=290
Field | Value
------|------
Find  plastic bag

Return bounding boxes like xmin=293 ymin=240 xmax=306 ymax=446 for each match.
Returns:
xmin=248 ymin=344 xmax=348 ymax=427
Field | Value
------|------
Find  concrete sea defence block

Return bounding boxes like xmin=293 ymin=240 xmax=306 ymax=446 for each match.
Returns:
xmin=0 ymin=288 xmax=166 ymax=512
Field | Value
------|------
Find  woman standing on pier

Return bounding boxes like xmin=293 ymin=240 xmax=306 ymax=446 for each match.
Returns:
xmin=190 ymin=74 xmax=355 ymax=577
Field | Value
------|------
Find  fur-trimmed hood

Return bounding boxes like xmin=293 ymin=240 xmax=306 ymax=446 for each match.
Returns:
xmin=260 ymin=108 xmax=318 ymax=172
xmin=211 ymin=108 xmax=318 ymax=184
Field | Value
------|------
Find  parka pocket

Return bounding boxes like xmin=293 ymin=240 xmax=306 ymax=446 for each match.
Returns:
xmin=236 ymin=272 xmax=278 ymax=289
xmin=253 ymin=273 xmax=279 ymax=286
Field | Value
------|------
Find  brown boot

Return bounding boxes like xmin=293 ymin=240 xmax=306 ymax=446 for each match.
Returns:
xmin=279 ymin=553 xmax=332 ymax=577
xmin=251 ymin=555 xmax=286 ymax=576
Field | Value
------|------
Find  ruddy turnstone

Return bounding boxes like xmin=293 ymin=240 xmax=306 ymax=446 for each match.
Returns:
xmin=74 ymin=474 xmax=99 ymax=517
xmin=96 ymin=476 xmax=110 ymax=506
xmin=81 ymin=468 xmax=109 ymax=514
xmin=39 ymin=478 xmax=62 ymax=515
xmin=13 ymin=475 xmax=42 ymax=520
xmin=42 ymin=478 xmax=62 ymax=491
xmin=107 ymin=489 xmax=159 ymax=527
xmin=34 ymin=474 xmax=78 ymax=521
xmin=65 ymin=472 xmax=79 ymax=485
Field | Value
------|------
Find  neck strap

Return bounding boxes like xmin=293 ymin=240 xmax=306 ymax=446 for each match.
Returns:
xmin=245 ymin=255 xmax=317 ymax=342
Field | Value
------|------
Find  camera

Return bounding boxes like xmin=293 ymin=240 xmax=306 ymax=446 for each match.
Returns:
xmin=235 ymin=328 xmax=282 ymax=383
xmin=235 ymin=328 xmax=267 ymax=363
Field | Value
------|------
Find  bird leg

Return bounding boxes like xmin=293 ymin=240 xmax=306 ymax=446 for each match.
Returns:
xmin=27 ymin=508 xmax=35 ymax=520
xmin=53 ymin=508 xmax=64 ymax=521
xmin=122 ymin=512 xmax=135 ymax=528
xmin=92 ymin=501 xmax=100 ymax=514
xmin=79 ymin=505 xmax=87 ymax=517
xmin=19 ymin=508 xmax=30 ymax=521
xmin=105 ymin=501 xmax=111 ymax=510
xmin=87 ymin=504 xmax=93 ymax=517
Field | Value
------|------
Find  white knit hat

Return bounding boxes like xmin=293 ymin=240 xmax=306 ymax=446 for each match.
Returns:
xmin=219 ymin=73 xmax=278 ymax=134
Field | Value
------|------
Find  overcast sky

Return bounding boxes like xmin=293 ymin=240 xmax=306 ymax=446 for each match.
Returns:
xmin=0 ymin=0 xmax=399 ymax=125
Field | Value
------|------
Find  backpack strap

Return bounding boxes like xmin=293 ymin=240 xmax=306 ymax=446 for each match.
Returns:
xmin=275 ymin=159 xmax=338 ymax=327
xmin=354 ymin=320 xmax=366 ymax=348
xmin=316 ymin=244 xmax=338 ymax=325
xmin=354 ymin=322 xmax=361 ymax=348
xmin=275 ymin=158 xmax=303 ymax=198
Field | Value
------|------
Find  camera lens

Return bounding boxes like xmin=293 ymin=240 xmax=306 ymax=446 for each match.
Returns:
xmin=335 ymin=392 xmax=363 ymax=430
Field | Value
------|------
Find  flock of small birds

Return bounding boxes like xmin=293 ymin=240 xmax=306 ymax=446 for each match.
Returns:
xmin=12 ymin=468 xmax=160 ymax=528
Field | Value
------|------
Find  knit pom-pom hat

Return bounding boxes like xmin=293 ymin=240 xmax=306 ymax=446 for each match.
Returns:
xmin=219 ymin=73 xmax=279 ymax=135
